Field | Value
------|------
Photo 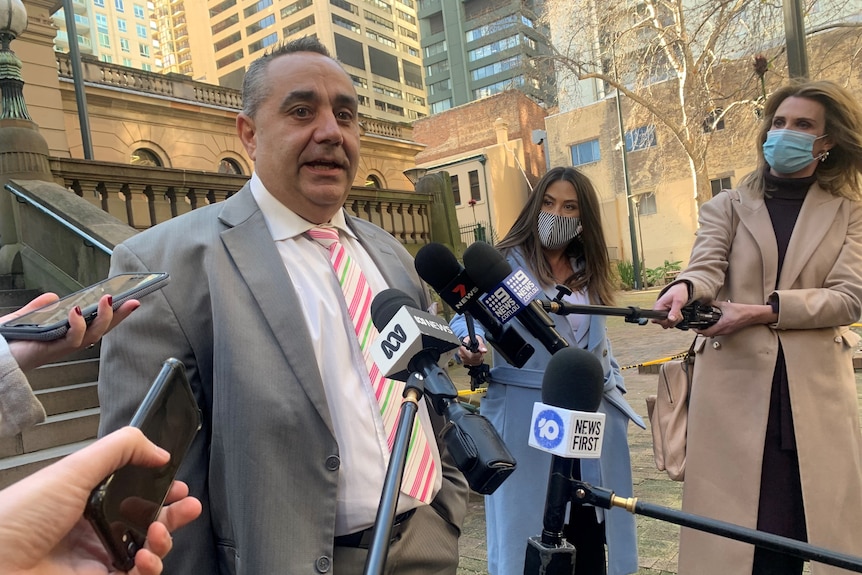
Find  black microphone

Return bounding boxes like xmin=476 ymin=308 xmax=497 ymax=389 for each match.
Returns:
xmin=414 ymin=242 xmax=534 ymax=368
xmin=370 ymin=288 xmax=517 ymax=494
xmin=462 ymin=241 xmax=569 ymax=355
xmin=524 ymin=347 xmax=605 ymax=575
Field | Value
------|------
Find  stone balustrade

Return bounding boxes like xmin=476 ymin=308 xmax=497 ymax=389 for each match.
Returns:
xmin=48 ymin=157 xmax=432 ymax=246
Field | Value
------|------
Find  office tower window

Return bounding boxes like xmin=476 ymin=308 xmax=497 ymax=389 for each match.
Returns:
xmin=358 ymin=94 xmax=370 ymax=106
xmin=473 ymin=76 xmax=523 ymax=99
xmin=117 ymin=18 xmax=127 ymax=31
xmin=100 ymin=54 xmax=113 ymax=63
xmin=216 ymin=49 xmax=244 ymax=68
xmin=332 ymin=14 xmax=361 ymax=34
xmin=426 ymin=59 xmax=449 ymax=75
xmin=243 ymin=0 xmax=272 ymax=17
xmin=397 ymin=0 xmax=413 ymax=7
xmin=141 ymin=62 xmax=152 ymax=71
xmin=407 ymin=93 xmax=424 ymax=105
xmin=133 ymin=3 xmax=145 ymax=17
xmin=367 ymin=29 xmax=396 ymax=48
xmin=331 ymin=0 xmax=359 ymax=14
xmin=424 ymin=39 xmax=446 ymax=58
xmin=428 ymin=12 xmax=443 ymax=34
xmin=120 ymin=38 xmax=130 ymax=52
xmin=365 ymin=11 xmax=394 ymax=30
xmin=99 ymin=33 xmax=110 ymax=47
xmin=398 ymin=26 xmax=417 ymax=40
xmin=451 ymin=174 xmax=461 ymax=205
xmin=373 ymin=82 xmax=402 ymax=99
xmin=468 ymin=35 xmax=518 ymax=61
xmin=209 ymin=0 xmax=235 ymax=18
xmin=213 ymin=14 xmax=240 ymax=34
xmin=403 ymin=60 xmax=422 ymax=89
xmin=397 ymin=9 xmax=414 ymax=23
xmin=115 ymin=0 xmax=125 ymax=10
xmin=465 ymin=14 xmax=517 ymax=42
xmin=703 ymin=108 xmax=726 ymax=133
xmin=469 ymin=170 xmax=480 ymax=201
xmin=282 ymin=0 xmax=313 ymax=18
xmin=96 ymin=14 xmax=108 ymax=31
xmin=283 ymin=15 xmax=314 ymax=37
xmin=136 ymin=23 xmax=147 ymax=38
xmin=369 ymin=46 xmax=399 ymax=80
xmin=249 ymin=32 xmax=278 ymax=54
xmin=570 ymin=139 xmax=600 ymax=166
xmin=246 ymin=14 xmax=275 ymax=35
xmin=428 ymin=78 xmax=450 ymax=95
xmin=471 ymin=55 xmax=521 ymax=81
xmin=94 ymin=0 xmax=104 ymax=6
xmin=388 ymin=104 xmax=404 ymax=116
xmin=335 ymin=34 xmax=366 ymax=69
xmin=139 ymin=43 xmax=149 ymax=56
xmin=214 ymin=32 xmax=241 ymax=52
xmin=710 ymin=177 xmax=732 ymax=197
xmin=364 ymin=0 xmax=391 ymax=13
xmin=123 ymin=57 xmax=132 ymax=66
xmin=625 ymin=125 xmax=658 ymax=152
xmin=401 ymin=43 xmax=418 ymax=57
xmin=431 ymin=99 xmax=451 ymax=114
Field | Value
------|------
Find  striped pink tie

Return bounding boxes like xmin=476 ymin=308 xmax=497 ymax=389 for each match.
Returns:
xmin=307 ymin=226 xmax=436 ymax=503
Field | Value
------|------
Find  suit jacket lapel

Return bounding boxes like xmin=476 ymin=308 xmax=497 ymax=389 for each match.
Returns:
xmin=778 ymin=183 xmax=841 ymax=289
xmin=736 ymin=187 xmax=779 ymax=299
xmin=217 ymin=187 xmax=335 ymax=435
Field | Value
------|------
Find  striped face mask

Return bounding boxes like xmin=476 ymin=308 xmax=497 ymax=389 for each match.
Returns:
xmin=537 ymin=211 xmax=581 ymax=250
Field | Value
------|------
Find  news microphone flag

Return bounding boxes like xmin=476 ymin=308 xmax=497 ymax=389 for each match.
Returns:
xmin=370 ymin=305 xmax=461 ymax=382
xmin=480 ymin=269 xmax=543 ymax=324
xmin=528 ymin=402 xmax=605 ymax=459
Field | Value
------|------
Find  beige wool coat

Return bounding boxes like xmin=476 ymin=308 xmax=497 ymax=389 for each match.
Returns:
xmin=673 ymin=181 xmax=862 ymax=575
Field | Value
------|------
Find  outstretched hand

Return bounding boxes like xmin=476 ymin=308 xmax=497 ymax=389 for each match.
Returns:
xmin=4 ymin=293 xmax=139 ymax=371
xmin=0 ymin=427 xmax=202 ymax=575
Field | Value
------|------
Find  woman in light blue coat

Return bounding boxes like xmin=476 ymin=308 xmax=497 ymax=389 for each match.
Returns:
xmin=451 ymin=167 xmax=645 ymax=575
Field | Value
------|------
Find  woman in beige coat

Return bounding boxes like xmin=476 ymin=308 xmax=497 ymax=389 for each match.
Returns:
xmin=654 ymin=79 xmax=862 ymax=575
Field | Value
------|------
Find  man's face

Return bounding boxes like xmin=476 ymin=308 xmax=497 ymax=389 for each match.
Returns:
xmin=237 ymin=52 xmax=361 ymax=224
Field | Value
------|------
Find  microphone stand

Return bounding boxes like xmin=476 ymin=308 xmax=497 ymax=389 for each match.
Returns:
xmin=569 ymin=480 xmax=862 ymax=573
xmin=363 ymin=373 xmax=426 ymax=575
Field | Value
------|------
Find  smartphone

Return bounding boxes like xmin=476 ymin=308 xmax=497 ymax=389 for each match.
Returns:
xmin=0 ymin=272 xmax=169 ymax=341
xmin=84 ymin=358 xmax=201 ymax=570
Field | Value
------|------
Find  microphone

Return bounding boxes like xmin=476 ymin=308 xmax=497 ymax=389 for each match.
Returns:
xmin=462 ymin=241 xmax=569 ymax=355
xmin=524 ymin=347 xmax=605 ymax=575
xmin=370 ymin=288 xmax=517 ymax=494
xmin=414 ymin=243 xmax=534 ymax=368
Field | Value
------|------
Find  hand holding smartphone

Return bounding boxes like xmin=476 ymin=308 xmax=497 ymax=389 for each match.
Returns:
xmin=0 ymin=272 xmax=169 ymax=341
xmin=85 ymin=359 xmax=201 ymax=570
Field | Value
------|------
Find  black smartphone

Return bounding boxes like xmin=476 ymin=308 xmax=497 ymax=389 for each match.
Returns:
xmin=0 ymin=272 xmax=169 ymax=341
xmin=84 ymin=358 xmax=201 ymax=571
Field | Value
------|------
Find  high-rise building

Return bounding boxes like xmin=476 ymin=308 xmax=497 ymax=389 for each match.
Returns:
xmin=53 ymin=0 xmax=160 ymax=71
xmin=52 ymin=0 xmax=428 ymax=123
xmin=418 ymin=0 xmax=555 ymax=114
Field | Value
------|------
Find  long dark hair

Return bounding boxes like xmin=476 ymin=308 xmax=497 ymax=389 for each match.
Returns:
xmin=497 ymin=166 xmax=615 ymax=305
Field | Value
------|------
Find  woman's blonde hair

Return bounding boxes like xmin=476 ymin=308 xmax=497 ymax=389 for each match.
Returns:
xmin=742 ymin=79 xmax=862 ymax=199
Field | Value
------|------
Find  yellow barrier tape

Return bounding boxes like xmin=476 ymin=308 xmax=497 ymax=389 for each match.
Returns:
xmin=458 ymin=387 xmax=487 ymax=397
xmin=619 ymin=351 xmax=687 ymax=371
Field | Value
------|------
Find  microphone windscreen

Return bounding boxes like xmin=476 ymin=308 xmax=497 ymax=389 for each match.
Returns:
xmin=370 ymin=288 xmax=418 ymax=331
xmin=541 ymin=347 xmax=604 ymax=413
xmin=414 ymin=243 xmax=463 ymax=290
xmin=462 ymin=242 xmax=512 ymax=292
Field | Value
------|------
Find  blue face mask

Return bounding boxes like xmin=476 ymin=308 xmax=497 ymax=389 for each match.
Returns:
xmin=762 ymin=129 xmax=827 ymax=174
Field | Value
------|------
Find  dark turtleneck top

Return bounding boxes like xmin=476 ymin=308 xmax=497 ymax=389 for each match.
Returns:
xmin=763 ymin=168 xmax=817 ymax=279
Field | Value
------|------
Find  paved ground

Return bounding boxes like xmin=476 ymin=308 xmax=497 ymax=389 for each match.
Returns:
xmin=450 ymin=288 xmax=859 ymax=575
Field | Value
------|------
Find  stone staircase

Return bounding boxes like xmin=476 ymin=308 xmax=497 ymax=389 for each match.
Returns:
xmin=0 ymin=276 xmax=102 ymax=489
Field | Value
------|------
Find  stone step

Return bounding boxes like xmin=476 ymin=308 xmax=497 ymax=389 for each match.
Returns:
xmin=35 ymin=381 xmax=99 ymax=416
xmin=22 ymin=407 xmax=99 ymax=453
xmin=0 ymin=438 xmax=96 ymax=490
xmin=27 ymin=357 xmax=100 ymax=391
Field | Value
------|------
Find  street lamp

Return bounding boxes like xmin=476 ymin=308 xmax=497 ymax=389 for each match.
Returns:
xmin=0 ymin=0 xmax=31 ymax=121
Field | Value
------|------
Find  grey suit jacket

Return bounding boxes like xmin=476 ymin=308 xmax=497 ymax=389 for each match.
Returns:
xmin=97 ymin=185 xmax=468 ymax=574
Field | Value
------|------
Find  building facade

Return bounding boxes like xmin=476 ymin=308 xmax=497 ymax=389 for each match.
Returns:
xmin=418 ymin=0 xmax=555 ymax=114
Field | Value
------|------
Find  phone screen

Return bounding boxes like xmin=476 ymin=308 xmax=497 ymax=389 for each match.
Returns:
xmin=86 ymin=359 xmax=201 ymax=569
xmin=2 ymin=273 xmax=166 ymax=328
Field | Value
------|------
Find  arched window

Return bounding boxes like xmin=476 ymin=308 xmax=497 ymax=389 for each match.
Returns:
xmin=365 ymin=174 xmax=382 ymax=188
xmin=218 ymin=158 xmax=243 ymax=174
xmin=130 ymin=148 xmax=162 ymax=167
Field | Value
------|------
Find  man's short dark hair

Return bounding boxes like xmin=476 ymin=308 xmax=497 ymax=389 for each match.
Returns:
xmin=241 ymin=36 xmax=333 ymax=119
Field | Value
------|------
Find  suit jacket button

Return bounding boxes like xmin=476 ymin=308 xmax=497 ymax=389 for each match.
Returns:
xmin=326 ymin=455 xmax=340 ymax=471
xmin=315 ymin=556 xmax=332 ymax=573
xmin=835 ymin=336 xmax=843 ymax=343
xmin=712 ymin=341 xmax=721 ymax=350
xmin=602 ymin=349 xmax=608 ymax=357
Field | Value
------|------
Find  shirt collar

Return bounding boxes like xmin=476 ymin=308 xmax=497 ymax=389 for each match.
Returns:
xmin=249 ymin=172 xmax=356 ymax=242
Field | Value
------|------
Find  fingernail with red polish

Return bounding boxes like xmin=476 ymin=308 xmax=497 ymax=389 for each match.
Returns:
xmin=74 ymin=306 xmax=82 ymax=316
xmin=107 ymin=296 xmax=113 ymax=306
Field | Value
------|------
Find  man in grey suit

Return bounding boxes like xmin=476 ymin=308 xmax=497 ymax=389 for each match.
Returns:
xmin=97 ymin=36 xmax=468 ymax=574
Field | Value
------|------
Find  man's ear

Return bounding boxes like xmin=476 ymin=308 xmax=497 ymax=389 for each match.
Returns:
xmin=237 ymin=113 xmax=257 ymax=160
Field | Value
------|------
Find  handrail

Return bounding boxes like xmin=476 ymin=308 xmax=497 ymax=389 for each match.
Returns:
xmin=5 ymin=182 xmax=113 ymax=256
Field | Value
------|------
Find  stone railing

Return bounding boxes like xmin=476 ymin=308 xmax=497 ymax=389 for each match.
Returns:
xmin=47 ymin=158 xmax=432 ymax=246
